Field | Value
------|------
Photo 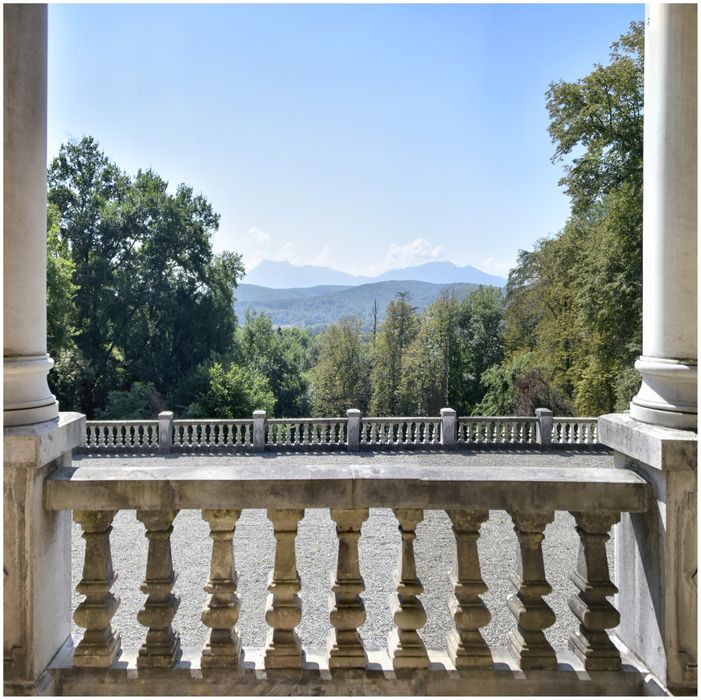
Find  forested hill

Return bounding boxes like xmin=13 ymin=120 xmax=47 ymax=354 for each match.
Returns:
xmin=235 ymin=280 xmax=488 ymax=333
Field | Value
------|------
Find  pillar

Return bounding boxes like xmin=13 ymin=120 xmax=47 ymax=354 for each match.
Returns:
xmin=4 ymin=3 xmax=58 ymax=427
xmin=630 ymin=4 xmax=697 ymax=431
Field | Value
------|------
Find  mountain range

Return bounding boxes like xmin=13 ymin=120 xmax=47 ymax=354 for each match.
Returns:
xmin=235 ymin=280 xmax=493 ymax=334
xmin=243 ymin=260 xmax=506 ymax=288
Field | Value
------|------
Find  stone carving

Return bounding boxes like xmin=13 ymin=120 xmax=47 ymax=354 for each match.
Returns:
xmin=508 ymin=510 xmax=557 ymax=670
xmin=447 ymin=509 xmax=492 ymax=668
xmin=136 ymin=509 xmax=181 ymax=669
xmin=568 ymin=511 xmax=621 ymax=670
xmin=328 ymin=508 xmax=369 ymax=669
xmin=72 ymin=510 xmax=121 ymax=667
xmin=389 ymin=508 xmax=429 ymax=669
xmin=201 ymin=509 xmax=242 ymax=669
xmin=264 ymin=508 xmax=304 ymax=669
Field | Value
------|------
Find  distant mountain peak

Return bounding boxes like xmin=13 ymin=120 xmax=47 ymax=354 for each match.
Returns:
xmin=244 ymin=259 xmax=506 ymax=289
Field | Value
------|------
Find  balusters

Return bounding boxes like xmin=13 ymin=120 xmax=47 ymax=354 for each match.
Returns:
xmin=389 ymin=508 xmax=429 ymax=669
xmin=201 ymin=509 xmax=242 ymax=668
xmin=507 ymin=511 xmax=557 ymax=670
xmin=447 ymin=510 xmax=492 ymax=669
xmin=136 ymin=509 xmax=181 ymax=668
xmin=568 ymin=512 xmax=621 ymax=670
xmin=328 ymin=508 xmax=369 ymax=668
xmin=265 ymin=509 xmax=304 ymax=668
xmin=73 ymin=510 xmax=121 ymax=667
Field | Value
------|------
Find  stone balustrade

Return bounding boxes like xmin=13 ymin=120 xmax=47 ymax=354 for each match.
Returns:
xmin=551 ymin=418 xmax=598 ymax=445
xmin=360 ymin=417 xmax=442 ymax=447
xmin=79 ymin=408 xmax=601 ymax=454
xmin=84 ymin=420 xmax=159 ymax=452
xmin=457 ymin=417 xmax=538 ymax=445
xmin=43 ymin=462 xmax=650 ymax=694
xmin=266 ymin=418 xmax=347 ymax=449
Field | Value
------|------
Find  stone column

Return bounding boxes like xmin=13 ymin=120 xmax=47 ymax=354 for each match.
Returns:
xmin=346 ymin=409 xmax=361 ymax=451
xmin=630 ymin=3 xmax=697 ymax=431
xmin=3 ymin=3 xmax=58 ymax=427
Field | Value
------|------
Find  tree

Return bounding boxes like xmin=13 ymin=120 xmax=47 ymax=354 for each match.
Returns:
xmin=47 ymin=136 xmax=244 ymax=415
xmin=236 ymin=311 xmax=312 ymax=417
xmin=370 ymin=293 xmax=419 ymax=415
xmin=310 ymin=318 xmax=372 ymax=415
xmin=503 ymin=22 xmax=644 ymax=415
xmin=186 ymin=362 xmax=275 ymax=418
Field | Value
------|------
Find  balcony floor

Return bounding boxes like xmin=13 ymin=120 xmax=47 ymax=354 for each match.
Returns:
xmin=70 ymin=449 xmax=615 ymax=661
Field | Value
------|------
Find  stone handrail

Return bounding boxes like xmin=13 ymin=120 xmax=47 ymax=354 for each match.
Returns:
xmin=552 ymin=417 xmax=598 ymax=445
xmin=78 ymin=408 xmax=601 ymax=454
xmin=44 ymin=462 xmax=650 ymax=694
xmin=172 ymin=418 xmax=254 ymax=450
xmin=266 ymin=417 xmax=348 ymax=448
xmin=360 ymin=416 xmax=441 ymax=447
xmin=83 ymin=420 xmax=159 ymax=452
xmin=457 ymin=417 xmax=537 ymax=445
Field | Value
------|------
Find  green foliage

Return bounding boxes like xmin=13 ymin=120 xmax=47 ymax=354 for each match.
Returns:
xmin=97 ymin=382 xmax=162 ymax=419
xmin=310 ymin=318 xmax=372 ymax=415
xmin=476 ymin=352 xmax=570 ymax=416
xmin=370 ymin=293 xmax=419 ymax=415
xmin=501 ymin=21 xmax=644 ymax=416
xmin=186 ymin=362 xmax=275 ymax=418
xmin=47 ymin=136 xmax=243 ymax=416
xmin=235 ymin=311 xmax=312 ymax=417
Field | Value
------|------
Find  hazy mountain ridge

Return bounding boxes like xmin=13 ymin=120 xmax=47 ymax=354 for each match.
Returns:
xmin=235 ymin=279 xmax=492 ymax=333
xmin=244 ymin=259 xmax=506 ymax=288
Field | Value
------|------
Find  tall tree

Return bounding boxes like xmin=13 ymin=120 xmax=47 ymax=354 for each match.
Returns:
xmin=370 ymin=293 xmax=419 ymax=415
xmin=503 ymin=22 xmax=644 ymax=415
xmin=309 ymin=318 xmax=372 ymax=415
xmin=47 ymin=136 xmax=244 ymax=415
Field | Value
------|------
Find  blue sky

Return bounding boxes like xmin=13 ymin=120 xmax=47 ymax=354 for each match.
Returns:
xmin=47 ymin=3 xmax=644 ymax=279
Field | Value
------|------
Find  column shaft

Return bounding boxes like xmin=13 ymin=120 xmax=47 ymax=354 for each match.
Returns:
xmin=3 ymin=4 xmax=58 ymax=426
xmin=631 ymin=4 xmax=697 ymax=430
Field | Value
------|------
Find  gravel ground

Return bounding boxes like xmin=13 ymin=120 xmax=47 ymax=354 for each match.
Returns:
xmin=71 ymin=449 xmax=614 ymax=654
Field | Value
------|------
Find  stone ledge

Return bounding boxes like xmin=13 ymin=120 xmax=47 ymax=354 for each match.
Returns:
xmin=598 ymin=413 xmax=697 ymax=472
xmin=48 ymin=644 xmax=647 ymax=696
xmin=4 ymin=413 xmax=85 ymax=469
xmin=43 ymin=464 xmax=649 ymax=513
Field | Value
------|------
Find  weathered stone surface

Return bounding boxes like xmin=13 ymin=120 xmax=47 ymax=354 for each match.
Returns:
xmin=45 ymin=463 xmax=648 ymax=513
xmin=48 ymin=645 xmax=650 ymax=696
xmin=72 ymin=510 xmax=121 ymax=668
xmin=200 ymin=509 xmax=242 ymax=669
xmin=447 ymin=509 xmax=492 ymax=669
xmin=507 ymin=511 xmax=557 ymax=670
xmin=600 ymin=412 xmax=697 ymax=692
xmin=265 ymin=509 xmax=304 ymax=669
xmin=389 ymin=509 xmax=429 ymax=669
xmin=328 ymin=508 xmax=369 ymax=668
xmin=4 ymin=413 xmax=83 ymax=687
xmin=568 ymin=512 xmax=621 ymax=670
xmin=136 ymin=510 xmax=181 ymax=669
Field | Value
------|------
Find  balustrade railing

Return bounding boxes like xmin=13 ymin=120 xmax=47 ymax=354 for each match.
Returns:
xmin=83 ymin=420 xmax=159 ymax=452
xmin=45 ymin=462 xmax=649 ymax=694
xmin=265 ymin=418 xmax=347 ymax=448
xmin=360 ymin=417 xmax=441 ymax=447
xmin=457 ymin=417 xmax=537 ymax=445
xmin=552 ymin=418 xmax=598 ymax=445
xmin=173 ymin=419 xmax=253 ymax=450
xmin=79 ymin=408 xmax=601 ymax=454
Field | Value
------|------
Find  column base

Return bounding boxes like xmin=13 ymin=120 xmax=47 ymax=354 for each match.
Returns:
xmin=630 ymin=357 xmax=697 ymax=431
xmin=4 ymin=354 xmax=58 ymax=427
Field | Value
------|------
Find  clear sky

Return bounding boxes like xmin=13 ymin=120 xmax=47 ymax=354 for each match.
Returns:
xmin=48 ymin=3 xmax=644 ymax=279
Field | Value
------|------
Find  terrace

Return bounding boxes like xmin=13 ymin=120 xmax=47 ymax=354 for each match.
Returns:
xmin=3 ymin=4 xmax=697 ymax=696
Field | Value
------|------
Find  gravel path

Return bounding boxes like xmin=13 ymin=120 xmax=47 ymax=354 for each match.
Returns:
xmin=71 ymin=449 xmax=614 ymax=654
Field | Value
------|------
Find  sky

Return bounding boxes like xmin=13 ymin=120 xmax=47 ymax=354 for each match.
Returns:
xmin=47 ymin=3 xmax=644 ymax=279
